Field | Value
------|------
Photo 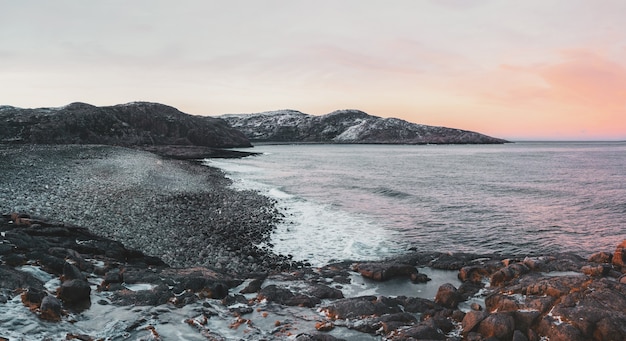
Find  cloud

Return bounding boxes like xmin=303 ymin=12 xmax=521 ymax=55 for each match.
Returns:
xmin=537 ymin=49 xmax=626 ymax=110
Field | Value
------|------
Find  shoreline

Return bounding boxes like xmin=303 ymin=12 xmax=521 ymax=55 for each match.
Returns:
xmin=0 ymin=144 xmax=298 ymax=275
xmin=1 ymin=144 xmax=625 ymax=340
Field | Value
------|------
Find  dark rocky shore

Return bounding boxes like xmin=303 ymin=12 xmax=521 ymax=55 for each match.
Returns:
xmin=1 ymin=144 xmax=625 ymax=340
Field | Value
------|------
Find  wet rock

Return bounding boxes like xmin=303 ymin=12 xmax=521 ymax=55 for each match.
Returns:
xmin=0 ymin=265 xmax=44 ymax=291
xmin=580 ymin=264 xmax=610 ymax=276
xmin=353 ymin=262 xmax=418 ymax=281
xmin=485 ymin=293 xmax=521 ymax=312
xmin=612 ymin=239 xmax=626 ymax=269
xmin=512 ymin=329 xmax=529 ymax=341
xmin=58 ymin=279 xmax=91 ymax=305
xmin=547 ymin=278 xmax=626 ymax=340
xmin=63 ymin=262 xmax=85 ymax=281
xmin=434 ymin=283 xmax=461 ymax=308
xmin=40 ymin=295 xmax=62 ymax=321
xmin=239 ymin=277 xmax=265 ymax=294
xmin=588 ymin=251 xmax=612 ymax=263
xmin=0 ymin=243 xmax=14 ymax=255
xmin=314 ymin=321 xmax=335 ymax=332
xmin=21 ymin=287 xmax=46 ymax=309
xmin=397 ymin=296 xmax=439 ymax=313
xmin=113 ymin=285 xmax=175 ymax=306
xmin=512 ymin=310 xmax=541 ymax=332
xmin=294 ymin=333 xmax=346 ymax=341
xmin=522 ymin=275 xmax=586 ymax=298
xmin=259 ymin=285 xmax=320 ymax=307
xmin=390 ymin=321 xmax=446 ymax=340
xmin=536 ymin=316 xmax=587 ymax=341
xmin=347 ymin=312 xmax=417 ymax=334
xmin=378 ymin=312 xmax=418 ymax=334
xmin=462 ymin=310 xmax=489 ymax=336
xmin=307 ymin=283 xmax=344 ymax=300
xmin=477 ymin=312 xmax=515 ymax=340
xmin=459 ymin=265 xmax=491 ymax=283
xmin=524 ymin=295 xmax=557 ymax=314
xmin=3 ymin=253 xmax=27 ymax=266
xmin=323 ymin=296 xmax=402 ymax=320
xmin=490 ymin=262 xmax=529 ymax=286
xmin=31 ymin=252 xmax=66 ymax=275
xmin=102 ymin=268 xmax=122 ymax=286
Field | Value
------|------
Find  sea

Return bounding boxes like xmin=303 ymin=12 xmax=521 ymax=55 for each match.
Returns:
xmin=5 ymin=142 xmax=626 ymax=340
xmin=207 ymin=141 xmax=626 ymax=266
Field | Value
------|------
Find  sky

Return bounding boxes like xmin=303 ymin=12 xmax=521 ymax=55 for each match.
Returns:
xmin=1 ymin=1 xmax=625 ymax=140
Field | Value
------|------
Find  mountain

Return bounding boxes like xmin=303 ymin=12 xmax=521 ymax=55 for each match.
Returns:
xmin=219 ymin=109 xmax=508 ymax=144
xmin=0 ymin=102 xmax=251 ymax=148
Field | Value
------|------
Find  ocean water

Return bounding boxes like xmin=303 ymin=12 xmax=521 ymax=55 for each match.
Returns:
xmin=207 ymin=142 xmax=626 ymax=265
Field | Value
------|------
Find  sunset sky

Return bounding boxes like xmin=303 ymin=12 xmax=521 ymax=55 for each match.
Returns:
xmin=1 ymin=1 xmax=625 ymax=140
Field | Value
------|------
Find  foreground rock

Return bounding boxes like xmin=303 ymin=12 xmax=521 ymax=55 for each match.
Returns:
xmin=2 ymin=212 xmax=625 ymax=340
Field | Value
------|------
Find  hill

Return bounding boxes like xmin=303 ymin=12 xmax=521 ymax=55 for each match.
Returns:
xmin=220 ymin=109 xmax=508 ymax=144
xmin=0 ymin=102 xmax=251 ymax=148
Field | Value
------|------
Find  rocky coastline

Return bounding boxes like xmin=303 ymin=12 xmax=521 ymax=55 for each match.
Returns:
xmin=1 ymin=144 xmax=625 ymax=340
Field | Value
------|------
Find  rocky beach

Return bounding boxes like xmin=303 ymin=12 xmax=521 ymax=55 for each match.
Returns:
xmin=1 ymin=144 xmax=625 ymax=340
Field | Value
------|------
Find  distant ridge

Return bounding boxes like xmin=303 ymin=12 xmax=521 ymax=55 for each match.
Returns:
xmin=220 ymin=109 xmax=509 ymax=144
xmin=0 ymin=102 xmax=251 ymax=148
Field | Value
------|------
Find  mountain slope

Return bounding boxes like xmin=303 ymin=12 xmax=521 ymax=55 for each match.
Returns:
xmin=0 ymin=102 xmax=251 ymax=148
xmin=220 ymin=109 xmax=508 ymax=144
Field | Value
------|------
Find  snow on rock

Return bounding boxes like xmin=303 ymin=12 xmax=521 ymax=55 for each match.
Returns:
xmin=219 ymin=109 xmax=508 ymax=144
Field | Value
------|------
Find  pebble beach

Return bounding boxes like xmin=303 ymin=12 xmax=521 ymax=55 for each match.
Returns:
xmin=0 ymin=144 xmax=294 ymax=274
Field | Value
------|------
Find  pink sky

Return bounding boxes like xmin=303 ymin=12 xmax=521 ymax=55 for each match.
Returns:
xmin=1 ymin=1 xmax=625 ymax=140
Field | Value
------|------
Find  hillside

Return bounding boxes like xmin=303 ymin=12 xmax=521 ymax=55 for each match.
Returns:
xmin=0 ymin=102 xmax=251 ymax=148
xmin=220 ymin=109 xmax=508 ymax=144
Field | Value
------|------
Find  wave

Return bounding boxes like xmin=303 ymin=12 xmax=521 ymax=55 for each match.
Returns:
xmin=370 ymin=186 xmax=412 ymax=199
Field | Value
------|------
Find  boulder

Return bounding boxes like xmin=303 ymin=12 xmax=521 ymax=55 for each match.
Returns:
xmin=346 ymin=312 xmax=417 ymax=334
xmin=63 ymin=262 xmax=85 ymax=281
xmin=398 ymin=296 xmax=439 ymax=313
xmin=58 ymin=279 xmax=91 ymax=305
xmin=580 ymin=264 xmax=610 ymax=276
xmin=477 ymin=312 xmax=515 ymax=340
xmin=462 ymin=310 xmax=489 ymax=335
xmin=588 ymin=251 xmax=612 ymax=263
xmin=307 ymin=284 xmax=344 ymax=299
xmin=352 ymin=262 xmax=418 ymax=281
xmin=512 ymin=329 xmax=529 ymax=341
xmin=612 ymin=239 xmax=626 ymax=269
xmin=485 ymin=293 xmax=520 ymax=312
xmin=458 ymin=265 xmax=490 ymax=283
xmin=490 ymin=262 xmax=530 ymax=286
xmin=21 ymin=288 xmax=46 ymax=309
xmin=390 ymin=321 xmax=446 ymax=340
xmin=294 ymin=333 xmax=345 ymax=341
xmin=322 ymin=296 xmax=402 ymax=320
xmin=40 ymin=295 xmax=62 ymax=321
xmin=258 ymin=285 xmax=320 ymax=308
xmin=239 ymin=277 xmax=265 ymax=294
xmin=0 ymin=264 xmax=43 ymax=291
xmin=434 ymin=283 xmax=461 ymax=308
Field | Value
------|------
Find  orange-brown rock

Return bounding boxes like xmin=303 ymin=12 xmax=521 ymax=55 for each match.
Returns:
xmin=612 ymin=239 xmax=626 ymax=269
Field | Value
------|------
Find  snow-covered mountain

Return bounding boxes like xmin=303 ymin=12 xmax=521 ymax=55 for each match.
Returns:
xmin=219 ymin=109 xmax=508 ymax=144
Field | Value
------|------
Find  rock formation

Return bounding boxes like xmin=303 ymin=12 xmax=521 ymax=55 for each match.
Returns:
xmin=0 ymin=102 xmax=251 ymax=148
xmin=220 ymin=109 xmax=508 ymax=144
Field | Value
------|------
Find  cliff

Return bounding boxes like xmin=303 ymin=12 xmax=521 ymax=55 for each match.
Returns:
xmin=220 ymin=109 xmax=508 ymax=144
xmin=0 ymin=102 xmax=251 ymax=148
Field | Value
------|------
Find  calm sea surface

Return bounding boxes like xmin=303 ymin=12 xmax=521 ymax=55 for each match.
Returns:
xmin=207 ymin=142 xmax=626 ymax=265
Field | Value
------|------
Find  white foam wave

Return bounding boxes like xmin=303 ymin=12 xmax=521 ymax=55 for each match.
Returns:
xmin=205 ymin=159 xmax=399 ymax=266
